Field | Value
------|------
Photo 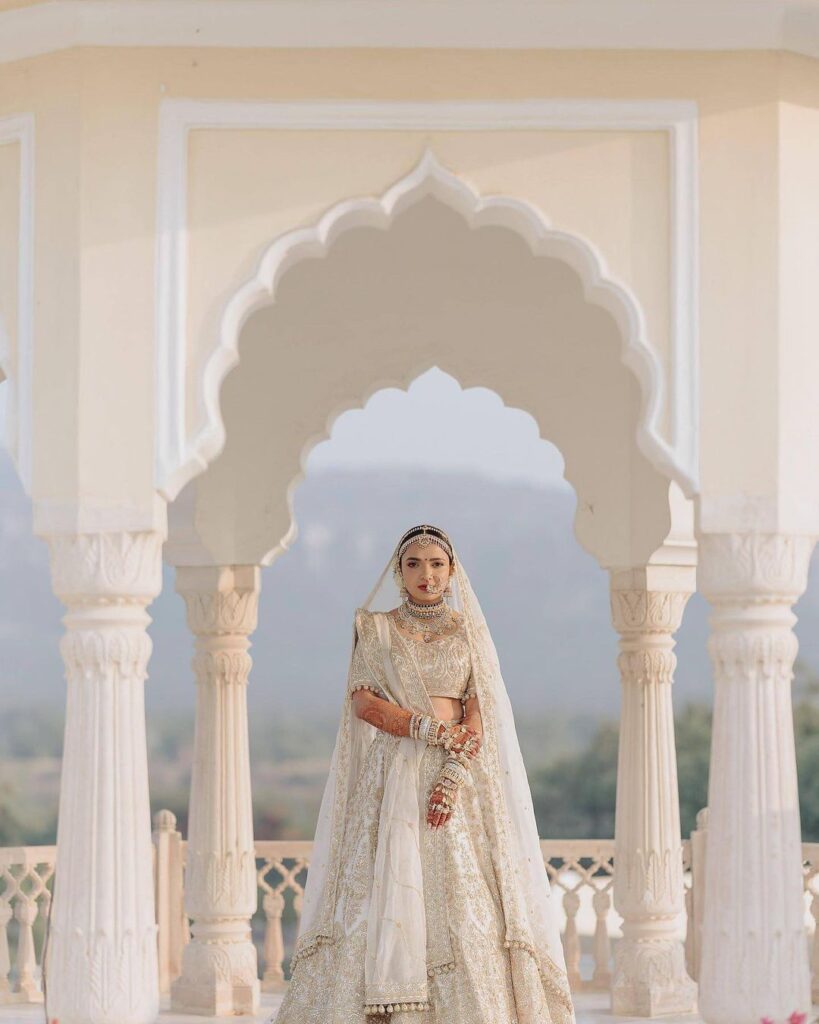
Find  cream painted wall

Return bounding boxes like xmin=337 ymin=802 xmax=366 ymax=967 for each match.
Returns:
xmin=0 ymin=47 xmax=816 ymax=537
xmin=72 ymin=54 xmax=159 ymax=524
xmin=0 ymin=140 xmax=19 ymax=388
xmin=777 ymin=101 xmax=819 ymax=532
xmin=186 ymin=127 xmax=670 ymax=447
xmin=697 ymin=97 xmax=780 ymax=511
xmin=0 ymin=52 xmax=82 ymax=512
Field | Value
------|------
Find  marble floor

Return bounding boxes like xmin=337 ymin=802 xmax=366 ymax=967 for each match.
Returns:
xmin=0 ymin=990 xmax=711 ymax=1024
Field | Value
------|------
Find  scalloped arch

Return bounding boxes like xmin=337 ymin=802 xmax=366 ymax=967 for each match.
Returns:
xmin=177 ymin=148 xmax=689 ymax=517
xmin=259 ymin=362 xmax=577 ymax=568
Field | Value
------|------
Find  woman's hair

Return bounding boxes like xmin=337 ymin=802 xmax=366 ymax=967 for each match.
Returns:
xmin=396 ymin=523 xmax=455 ymax=566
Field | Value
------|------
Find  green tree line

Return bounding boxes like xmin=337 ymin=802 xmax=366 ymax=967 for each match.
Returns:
xmin=5 ymin=658 xmax=819 ymax=845
xmin=530 ymin=657 xmax=819 ymax=841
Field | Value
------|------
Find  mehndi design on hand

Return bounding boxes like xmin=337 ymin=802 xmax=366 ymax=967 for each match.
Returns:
xmin=352 ymin=690 xmax=414 ymax=737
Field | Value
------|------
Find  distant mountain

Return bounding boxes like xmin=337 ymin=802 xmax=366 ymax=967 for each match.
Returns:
xmin=4 ymin=451 xmax=819 ymax=723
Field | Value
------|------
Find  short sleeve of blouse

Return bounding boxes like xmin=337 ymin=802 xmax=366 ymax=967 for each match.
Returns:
xmin=347 ymin=614 xmax=388 ymax=700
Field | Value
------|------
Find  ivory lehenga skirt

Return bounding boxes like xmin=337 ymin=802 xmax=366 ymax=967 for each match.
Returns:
xmin=271 ymin=723 xmax=562 ymax=1024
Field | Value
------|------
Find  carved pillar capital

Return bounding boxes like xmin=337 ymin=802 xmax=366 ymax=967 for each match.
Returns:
xmin=175 ymin=564 xmax=260 ymax=636
xmin=47 ymin=529 xmax=164 ymax=604
xmin=610 ymin=564 xmax=695 ymax=631
xmin=697 ymin=531 xmax=814 ymax=603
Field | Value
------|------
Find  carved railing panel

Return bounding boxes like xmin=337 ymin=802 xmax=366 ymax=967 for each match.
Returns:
xmin=3 ymin=816 xmax=819 ymax=1006
xmin=540 ymin=839 xmax=616 ymax=991
xmin=0 ymin=847 xmax=55 ymax=1004
xmin=255 ymin=841 xmax=313 ymax=992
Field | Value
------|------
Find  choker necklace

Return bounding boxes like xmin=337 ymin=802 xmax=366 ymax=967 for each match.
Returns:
xmin=396 ymin=596 xmax=456 ymax=642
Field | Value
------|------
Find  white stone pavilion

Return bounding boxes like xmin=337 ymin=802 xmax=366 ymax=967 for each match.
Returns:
xmin=2 ymin=3 xmax=819 ymax=1023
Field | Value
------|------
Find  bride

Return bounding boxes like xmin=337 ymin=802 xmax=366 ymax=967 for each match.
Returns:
xmin=270 ymin=523 xmax=574 ymax=1024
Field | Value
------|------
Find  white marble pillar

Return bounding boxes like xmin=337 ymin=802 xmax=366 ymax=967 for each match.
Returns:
xmin=610 ymin=565 xmax=697 ymax=1015
xmin=698 ymin=532 xmax=813 ymax=1024
xmin=171 ymin=565 xmax=261 ymax=1015
xmin=43 ymin=529 xmax=163 ymax=1024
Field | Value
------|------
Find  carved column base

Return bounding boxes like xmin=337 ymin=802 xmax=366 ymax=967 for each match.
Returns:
xmin=170 ymin=923 xmax=260 ymax=1015
xmin=612 ymin=935 xmax=697 ymax=1016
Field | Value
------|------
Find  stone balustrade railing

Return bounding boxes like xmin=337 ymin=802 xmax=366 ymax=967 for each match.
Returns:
xmin=538 ymin=838 xmax=616 ymax=992
xmin=1 ymin=808 xmax=818 ymax=1005
xmin=0 ymin=845 xmax=55 ymax=1004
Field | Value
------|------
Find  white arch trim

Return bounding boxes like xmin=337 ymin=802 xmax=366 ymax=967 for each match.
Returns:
xmin=223 ymin=147 xmax=683 ymax=494
xmin=155 ymin=98 xmax=699 ymax=500
xmin=0 ymin=112 xmax=35 ymax=495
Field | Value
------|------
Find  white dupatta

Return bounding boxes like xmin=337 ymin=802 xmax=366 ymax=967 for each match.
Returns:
xmin=289 ymin=539 xmax=575 ymax=1023
xmin=364 ymin=613 xmax=436 ymax=1012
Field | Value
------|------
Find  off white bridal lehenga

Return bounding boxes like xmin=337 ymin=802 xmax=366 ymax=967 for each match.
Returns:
xmin=270 ymin=524 xmax=575 ymax=1024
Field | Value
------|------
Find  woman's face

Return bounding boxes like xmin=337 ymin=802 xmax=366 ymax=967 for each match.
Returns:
xmin=399 ymin=541 xmax=453 ymax=603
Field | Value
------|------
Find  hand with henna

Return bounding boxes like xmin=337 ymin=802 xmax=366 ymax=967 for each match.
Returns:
xmin=350 ymin=689 xmax=415 ymax=737
xmin=443 ymin=722 xmax=482 ymax=759
xmin=427 ymin=780 xmax=456 ymax=830
xmin=351 ymin=691 xmax=480 ymax=752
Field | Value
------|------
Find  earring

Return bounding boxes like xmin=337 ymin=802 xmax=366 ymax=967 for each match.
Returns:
xmin=393 ymin=562 xmax=408 ymax=598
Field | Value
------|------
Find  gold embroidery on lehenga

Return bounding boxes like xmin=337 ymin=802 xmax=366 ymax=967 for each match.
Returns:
xmin=419 ymin=746 xmax=455 ymax=976
xmin=274 ymin=607 xmax=575 ymax=1024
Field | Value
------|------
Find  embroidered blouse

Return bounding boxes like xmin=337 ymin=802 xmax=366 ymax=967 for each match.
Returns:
xmin=347 ymin=611 xmax=477 ymax=702
xmin=390 ymin=616 xmax=475 ymax=700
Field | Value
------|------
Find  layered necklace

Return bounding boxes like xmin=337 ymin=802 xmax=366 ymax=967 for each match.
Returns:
xmin=396 ymin=594 xmax=456 ymax=642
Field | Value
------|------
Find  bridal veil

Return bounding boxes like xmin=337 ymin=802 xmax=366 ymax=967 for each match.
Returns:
xmin=288 ymin=531 xmax=574 ymax=1022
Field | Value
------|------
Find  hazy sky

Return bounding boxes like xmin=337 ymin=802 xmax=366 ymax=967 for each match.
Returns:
xmin=304 ymin=367 xmax=569 ymax=487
